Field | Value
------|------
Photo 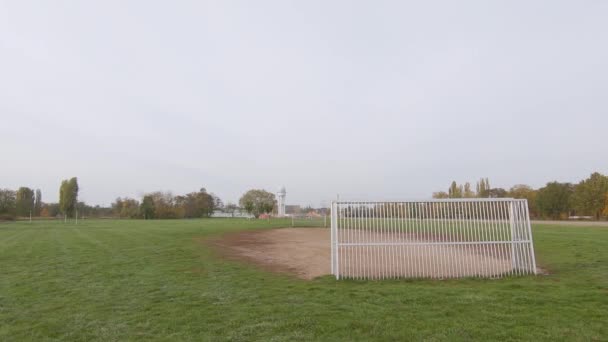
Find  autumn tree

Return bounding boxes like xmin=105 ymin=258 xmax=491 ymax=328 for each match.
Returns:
xmin=571 ymin=172 xmax=608 ymax=220
xmin=143 ymin=192 xmax=184 ymax=219
xmin=476 ymin=178 xmax=490 ymax=198
xmin=448 ymin=181 xmax=463 ymax=198
xmin=112 ymin=197 xmax=140 ymax=218
xmin=463 ymin=182 xmax=475 ymax=198
xmin=239 ymin=189 xmax=276 ymax=218
xmin=59 ymin=177 xmax=79 ymax=219
xmin=432 ymin=191 xmax=449 ymax=199
xmin=488 ymin=188 xmax=507 ymax=198
xmin=509 ymin=184 xmax=538 ymax=217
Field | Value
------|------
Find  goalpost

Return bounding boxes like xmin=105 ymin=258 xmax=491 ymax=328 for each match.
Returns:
xmin=291 ymin=214 xmax=327 ymax=228
xmin=330 ymin=198 xmax=537 ymax=280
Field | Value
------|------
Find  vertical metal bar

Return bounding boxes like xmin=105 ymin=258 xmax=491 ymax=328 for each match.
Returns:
xmin=470 ymin=200 xmax=479 ymax=277
xmin=521 ymin=201 xmax=532 ymax=274
xmin=394 ymin=203 xmax=399 ymax=278
xmin=430 ymin=202 xmax=437 ymax=278
xmin=516 ymin=201 xmax=526 ymax=276
xmin=517 ymin=201 xmax=531 ymax=274
xmin=431 ymin=202 xmax=437 ymax=278
xmin=411 ymin=202 xmax=417 ymax=277
xmin=508 ymin=201 xmax=516 ymax=276
xmin=523 ymin=199 xmax=537 ymax=275
xmin=382 ymin=203 xmax=387 ymax=279
xmin=463 ymin=201 xmax=473 ymax=277
xmin=331 ymin=201 xmax=335 ymax=276
xmin=445 ymin=202 xmax=453 ymax=278
xmin=386 ymin=202 xmax=395 ymax=278
xmin=363 ymin=204 xmax=368 ymax=280
xmin=423 ymin=202 xmax=430 ymax=278
xmin=372 ymin=203 xmax=377 ymax=280
xmin=514 ymin=200 xmax=524 ymax=276
xmin=488 ymin=200 xmax=500 ymax=277
xmin=335 ymin=202 xmax=340 ymax=280
xmin=486 ymin=200 xmax=498 ymax=277
xmin=514 ymin=201 xmax=525 ymax=275
xmin=479 ymin=200 xmax=489 ymax=277
xmin=454 ymin=201 xmax=463 ymax=277
xmin=399 ymin=203 xmax=405 ymax=278
xmin=440 ymin=202 xmax=445 ymax=278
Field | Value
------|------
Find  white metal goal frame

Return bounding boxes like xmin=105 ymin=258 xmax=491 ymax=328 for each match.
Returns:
xmin=330 ymin=198 xmax=537 ymax=280
xmin=291 ymin=214 xmax=328 ymax=227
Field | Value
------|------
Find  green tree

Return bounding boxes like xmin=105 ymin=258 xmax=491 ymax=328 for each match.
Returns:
xmin=488 ymin=188 xmax=507 ymax=198
xmin=432 ymin=191 xmax=449 ymax=199
xmin=239 ymin=189 xmax=276 ymax=218
xmin=476 ymin=178 xmax=490 ymax=198
xmin=140 ymin=195 xmax=156 ymax=219
xmin=571 ymin=172 xmax=608 ymax=220
xmin=536 ymin=182 xmax=574 ymax=219
xmin=175 ymin=188 xmax=216 ymax=218
xmin=448 ymin=181 xmax=463 ymax=198
xmin=463 ymin=182 xmax=475 ymax=198
xmin=112 ymin=197 xmax=140 ymax=218
xmin=34 ymin=189 xmax=42 ymax=216
xmin=15 ymin=187 xmax=35 ymax=217
xmin=224 ymin=202 xmax=239 ymax=217
xmin=59 ymin=177 xmax=79 ymax=219
xmin=145 ymin=192 xmax=180 ymax=219
xmin=509 ymin=184 xmax=538 ymax=218
xmin=0 ymin=189 xmax=17 ymax=220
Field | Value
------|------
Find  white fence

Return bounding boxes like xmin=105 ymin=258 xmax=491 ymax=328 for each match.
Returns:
xmin=330 ymin=199 xmax=537 ymax=280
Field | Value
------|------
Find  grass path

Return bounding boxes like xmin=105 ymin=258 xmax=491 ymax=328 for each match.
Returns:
xmin=0 ymin=219 xmax=606 ymax=341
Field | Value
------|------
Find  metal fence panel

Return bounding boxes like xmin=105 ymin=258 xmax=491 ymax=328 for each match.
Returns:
xmin=330 ymin=199 xmax=536 ymax=279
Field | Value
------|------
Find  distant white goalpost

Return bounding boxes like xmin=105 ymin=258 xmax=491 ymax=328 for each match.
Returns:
xmin=330 ymin=199 xmax=537 ymax=280
xmin=291 ymin=214 xmax=327 ymax=228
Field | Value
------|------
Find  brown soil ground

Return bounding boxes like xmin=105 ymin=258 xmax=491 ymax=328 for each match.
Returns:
xmin=211 ymin=228 xmax=533 ymax=280
xmin=211 ymin=228 xmax=331 ymax=279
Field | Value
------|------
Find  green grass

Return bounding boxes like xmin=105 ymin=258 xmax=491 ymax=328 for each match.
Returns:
xmin=0 ymin=219 xmax=606 ymax=341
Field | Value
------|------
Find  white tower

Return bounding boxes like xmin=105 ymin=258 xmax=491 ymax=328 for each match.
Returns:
xmin=277 ymin=186 xmax=286 ymax=217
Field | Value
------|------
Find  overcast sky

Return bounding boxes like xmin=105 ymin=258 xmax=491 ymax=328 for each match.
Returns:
xmin=1 ymin=1 xmax=607 ymax=207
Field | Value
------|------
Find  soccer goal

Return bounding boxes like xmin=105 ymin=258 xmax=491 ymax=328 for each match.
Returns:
xmin=291 ymin=214 xmax=327 ymax=228
xmin=330 ymin=199 xmax=537 ymax=280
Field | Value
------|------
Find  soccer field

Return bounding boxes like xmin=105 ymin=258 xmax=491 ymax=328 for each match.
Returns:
xmin=1 ymin=219 xmax=606 ymax=341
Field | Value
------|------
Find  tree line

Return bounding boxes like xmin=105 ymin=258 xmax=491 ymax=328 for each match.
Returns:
xmin=0 ymin=177 xmax=281 ymax=221
xmin=5 ymin=172 xmax=604 ymax=221
xmin=433 ymin=173 xmax=608 ymax=220
xmin=112 ymin=188 xmax=222 ymax=219
xmin=0 ymin=187 xmax=42 ymax=220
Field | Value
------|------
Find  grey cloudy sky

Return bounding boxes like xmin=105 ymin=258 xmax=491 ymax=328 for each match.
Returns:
xmin=1 ymin=1 xmax=607 ymax=207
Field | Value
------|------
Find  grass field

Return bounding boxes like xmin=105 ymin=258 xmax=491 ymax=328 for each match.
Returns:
xmin=1 ymin=219 xmax=607 ymax=341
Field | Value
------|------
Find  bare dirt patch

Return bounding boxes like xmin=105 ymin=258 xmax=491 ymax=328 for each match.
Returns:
xmin=210 ymin=228 xmax=330 ymax=280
